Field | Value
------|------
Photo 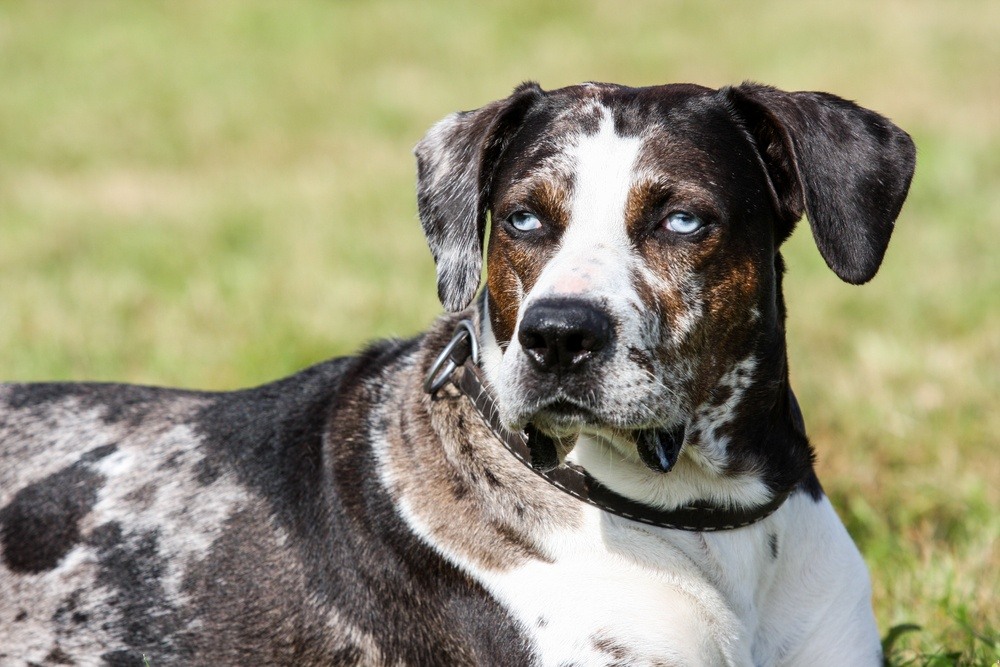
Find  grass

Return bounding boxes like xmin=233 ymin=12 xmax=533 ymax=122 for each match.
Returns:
xmin=1 ymin=1 xmax=997 ymax=663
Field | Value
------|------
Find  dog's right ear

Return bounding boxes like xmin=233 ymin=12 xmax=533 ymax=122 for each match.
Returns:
xmin=724 ymin=83 xmax=916 ymax=284
xmin=415 ymin=82 xmax=543 ymax=312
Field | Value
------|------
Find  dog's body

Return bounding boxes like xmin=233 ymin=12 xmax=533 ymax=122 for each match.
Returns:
xmin=1 ymin=82 xmax=914 ymax=666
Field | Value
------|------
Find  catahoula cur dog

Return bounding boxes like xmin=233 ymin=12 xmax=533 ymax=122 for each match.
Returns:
xmin=0 ymin=80 xmax=915 ymax=666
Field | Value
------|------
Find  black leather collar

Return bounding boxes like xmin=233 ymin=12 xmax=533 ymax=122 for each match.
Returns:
xmin=425 ymin=320 xmax=796 ymax=532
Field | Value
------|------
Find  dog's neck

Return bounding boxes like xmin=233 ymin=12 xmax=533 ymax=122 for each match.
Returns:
xmin=476 ymin=293 xmax=816 ymax=512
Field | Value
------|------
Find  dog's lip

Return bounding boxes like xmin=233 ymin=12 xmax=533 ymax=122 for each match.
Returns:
xmin=512 ymin=396 xmax=598 ymax=430
xmin=515 ymin=398 xmax=677 ymax=440
xmin=540 ymin=398 xmax=593 ymax=418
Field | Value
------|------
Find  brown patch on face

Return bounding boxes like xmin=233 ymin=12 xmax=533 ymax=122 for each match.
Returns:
xmin=705 ymin=253 xmax=761 ymax=321
xmin=535 ymin=180 xmax=570 ymax=224
xmin=630 ymin=254 xmax=688 ymax=342
xmin=705 ymin=263 xmax=771 ymax=414
xmin=486 ymin=175 xmax=572 ymax=345
xmin=379 ymin=326 xmax=581 ymax=572
xmin=623 ymin=180 xmax=660 ymax=237
xmin=692 ymin=249 xmax=768 ymax=405
xmin=485 ymin=233 xmax=545 ymax=345
xmin=497 ymin=178 xmax=571 ymax=230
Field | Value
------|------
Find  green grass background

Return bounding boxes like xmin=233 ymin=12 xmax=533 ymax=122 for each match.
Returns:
xmin=1 ymin=1 xmax=997 ymax=663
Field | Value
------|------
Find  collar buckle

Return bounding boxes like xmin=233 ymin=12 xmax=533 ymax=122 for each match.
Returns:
xmin=424 ymin=319 xmax=479 ymax=394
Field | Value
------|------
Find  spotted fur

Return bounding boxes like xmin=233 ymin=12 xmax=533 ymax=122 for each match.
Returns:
xmin=2 ymin=80 xmax=914 ymax=665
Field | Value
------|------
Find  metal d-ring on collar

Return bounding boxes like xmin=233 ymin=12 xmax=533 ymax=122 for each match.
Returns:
xmin=424 ymin=319 xmax=479 ymax=394
xmin=423 ymin=319 xmax=795 ymax=532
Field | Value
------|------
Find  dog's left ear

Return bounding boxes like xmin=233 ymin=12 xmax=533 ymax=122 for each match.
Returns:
xmin=724 ymin=83 xmax=916 ymax=284
xmin=415 ymin=82 xmax=544 ymax=311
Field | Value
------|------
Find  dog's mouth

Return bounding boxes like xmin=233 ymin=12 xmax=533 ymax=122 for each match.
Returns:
xmin=516 ymin=395 xmax=598 ymax=431
xmin=521 ymin=399 xmax=686 ymax=474
xmin=536 ymin=398 xmax=598 ymax=423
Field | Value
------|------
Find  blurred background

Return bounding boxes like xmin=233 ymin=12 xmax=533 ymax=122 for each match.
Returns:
xmin=1 ymin=1 xmax=996 ymax=663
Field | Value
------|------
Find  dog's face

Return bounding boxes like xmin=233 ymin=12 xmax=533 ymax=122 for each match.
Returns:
xmin=416 ymin=82 xmax=914 ymax=472
xmin=482 ymin=85 xmax=777 ymax=438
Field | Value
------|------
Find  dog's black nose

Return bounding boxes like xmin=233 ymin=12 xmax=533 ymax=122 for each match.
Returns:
xmin=518 ymin=299 xmax=613 ymax=373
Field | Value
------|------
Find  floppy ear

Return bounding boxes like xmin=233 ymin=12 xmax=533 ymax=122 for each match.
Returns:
xmin=724 ymin=83 xmax=916 ymax=284
xmin=415 ymin=82 xmax=544 ymax=311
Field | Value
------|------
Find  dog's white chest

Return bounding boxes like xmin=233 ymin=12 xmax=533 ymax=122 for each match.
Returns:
xmin=466 ymin=510 xmax=752 ymax=666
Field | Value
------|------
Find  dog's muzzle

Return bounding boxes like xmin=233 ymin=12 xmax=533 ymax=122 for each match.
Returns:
xmin=514 ymin=299 xmax=683 ymax=473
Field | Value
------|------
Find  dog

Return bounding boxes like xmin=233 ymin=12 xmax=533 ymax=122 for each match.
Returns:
xmin=0 ymin=81 xmax=915 ymax=666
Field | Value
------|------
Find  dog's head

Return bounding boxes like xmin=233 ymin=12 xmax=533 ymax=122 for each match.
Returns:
xmin=416 ymin=82 xmax=914 ymax=477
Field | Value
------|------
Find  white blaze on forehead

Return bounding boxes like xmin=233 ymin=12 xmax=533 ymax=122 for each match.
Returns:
xmin=566 ymin=111 xmax=642 ymax=248
xmin=529 ymin=110 xmax=643 ymax=300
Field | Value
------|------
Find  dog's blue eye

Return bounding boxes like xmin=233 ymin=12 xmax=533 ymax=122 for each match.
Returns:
xmin=509 ymin=211 xmax=542 ymax=232
xmin=664 ymin=211 xmax=703 ymax=234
